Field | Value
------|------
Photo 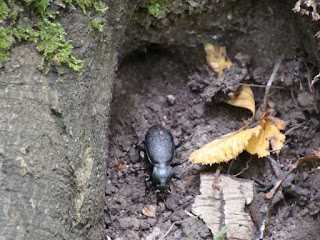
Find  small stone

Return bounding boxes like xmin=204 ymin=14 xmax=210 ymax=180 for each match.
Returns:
xmin=140 ymin=220 xmax=150 ymax=230
xmin=109 ymin=206 xmax=118 ymax=215
xmin=117 ymin=171 xmax=123 ymax=178
xmin=185 ymin=195 xmax=193 ymax=202
xmin=192 ymin=104 xmax=204 ymax=116
xmin=199 ymin=226 xmax=211 ymax=238
xmin=171 ymin=213 xmax=182 ymax=222
xmin=146 ymin=227 xmax=163 ymax=240
xmin=129 ymin=147 xmax=139 ymax=163
xmin=118 ymin=216 xmax=140 ymax=230
xmin=165 ymin=197 xmax=178 ymax=210
xmin=147 ymin=218 xmax=157 ymax=226
xmin=105 ymin=184 xmax=117 ymax=196
xmin=173 ymin=230 xmax=182 ymax=238
xmin=167 ymin=95 xmax=176 ymax=106
xmin=162 ymin=211 xmax=172 ymax=220
xmin=139 ymin=151 xmax=145 ymax=159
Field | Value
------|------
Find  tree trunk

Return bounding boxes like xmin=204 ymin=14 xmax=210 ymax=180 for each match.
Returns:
xmin=0 ymin=1 xmax=136 ymax=239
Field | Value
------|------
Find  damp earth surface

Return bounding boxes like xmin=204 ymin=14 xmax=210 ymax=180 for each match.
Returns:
xmin=104 ymin=45 xmax=320 ymax=240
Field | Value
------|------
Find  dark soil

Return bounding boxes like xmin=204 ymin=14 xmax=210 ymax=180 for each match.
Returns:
xmin=104 ymin=45 xmax=320 ymax=239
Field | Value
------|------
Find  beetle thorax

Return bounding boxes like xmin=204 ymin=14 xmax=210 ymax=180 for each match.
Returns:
xmin=152 ymin=164 xmax=173 ymax=185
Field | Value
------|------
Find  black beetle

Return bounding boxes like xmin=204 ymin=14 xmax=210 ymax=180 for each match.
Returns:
xmin=137 ymin=125 xmax=185 ymax=195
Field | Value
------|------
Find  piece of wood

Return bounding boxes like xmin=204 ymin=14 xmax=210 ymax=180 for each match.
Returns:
xmin=192 ymin=173 xmax=256 ymax=240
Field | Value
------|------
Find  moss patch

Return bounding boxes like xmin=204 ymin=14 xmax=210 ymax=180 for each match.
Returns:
xmin=0 ymin=0 xmax=107 ymax=73
xmin=0 ymin=27 xmax=15 ymax=68
xmin=88 ymin=19 xmax=104 ymax=34
xmin=147 ymin=0 xmax=169 ymax=18
xmin=37 ymin=20 xmax=84 ymax=74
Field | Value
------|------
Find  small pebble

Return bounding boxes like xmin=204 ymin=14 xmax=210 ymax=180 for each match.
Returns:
xmin=129 ymin=147 xmax=139 ymax=163
xmin=140 ymin=221 xmax=150 ymax=230
xmin=165 ymin=197 xmax=178 ymax=210
xmin=167 ymin=94 xmax=176 ymax=106
xmin=118 ymin=216 xmax=140 ymax=230
xmin=147 ymin=218 xmax=157 ymax=226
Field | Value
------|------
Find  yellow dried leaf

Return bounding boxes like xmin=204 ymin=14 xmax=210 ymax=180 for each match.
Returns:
xmin=265 ymin=115 xmax=286 ymax=130
xmin=227 ymin=85 xmax=255 ymax=115
xmin=204 ymin=43 xmax=233 ymax=77
xmin=245 ymin=119 xmax=270 ymax=157
xmin=267 ymin=121 xmax=285 ymax=154
xmin=190 ymin=125 xmax=261 ymax=165
xmin=245 ymin=115 xmax=286 ymax=157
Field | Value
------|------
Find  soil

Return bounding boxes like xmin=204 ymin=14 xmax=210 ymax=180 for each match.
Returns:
xmin=104 ymin=45 xmax=320 ymax=239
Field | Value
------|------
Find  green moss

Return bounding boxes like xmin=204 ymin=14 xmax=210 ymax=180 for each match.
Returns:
xmin=0 ymin=0 xmax=9 ymax=22
xmin=0 ymin=27 xmax=15 ymax=67
xmin=147 ymin=0 xmax=169 ymax=18
xmin=24 ymin=0 xmax=51 ymax=17
xmin=75 ymin=0 xmax=108 ymax=14
xmin=37 ymin=20 xmax=83 ymax=74
xmin=12 ymin=23 xmax=39 ymax=43
xmin=88 ymin=19 xmax=104 ymax=34
xmin=0 ymin=0 xmax=108 ymax=73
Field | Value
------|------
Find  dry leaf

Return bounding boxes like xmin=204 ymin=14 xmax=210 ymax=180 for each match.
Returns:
xmin=190 ymin=126 xmax=261 ymax=165
xmin=296 ymin=156 xmax=320 ymax=181
xmin=296 ymin=156 xmax=320 ymax=170
xmin=265 ymin=115 xmax=286 ymax=130
xmin=142 ymin=205 xmax=156 ymax=218
xmin=227 ymin=85 xmax=255 ymax=115
xmin=245 ymin=114 xmax=285 ymax=157
xmin=204 ymin=43 xmax=233 ymax=77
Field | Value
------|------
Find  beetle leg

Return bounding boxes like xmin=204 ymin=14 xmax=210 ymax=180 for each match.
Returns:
xmin=134 ymin=166 xmax=151 ymax=173
xmin=131 ymin=124 xmax=145 ymax=151
xmin=172 ymin=173 xmax=181 ymax=180
xmin=144 ymin=176 xmax=151 ymax=182
xmin=164 ymin=189 xmax=171 ymax=195
xmin=171 ymin=159 xmax=187 ymax=167
xmin=175 ymin=138 xmax=185 ymax=149
xmin=135 ymin=141 xmax=145 ymax=151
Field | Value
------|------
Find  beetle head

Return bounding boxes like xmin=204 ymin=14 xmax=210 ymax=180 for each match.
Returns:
xmin=155 ymin=180 xmax=171 ymax=195
xmin=152 ymin=165 xmax=173 ymax=195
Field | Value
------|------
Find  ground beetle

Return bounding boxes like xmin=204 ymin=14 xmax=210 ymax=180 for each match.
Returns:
xmin=137 ymin=125 xmax=185 ymax=195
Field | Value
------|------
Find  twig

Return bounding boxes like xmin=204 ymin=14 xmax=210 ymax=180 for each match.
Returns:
xmin=290 ymin=89 xmax=298 ymax=106
xmin=262 ymin=56 xmax=284 ymax=112
xmin=266 ymin=156 xmax=282 ymax=178
xmin=227 ymin=159 xmax=234 ymax=175
xmin=303 ymin=61 xmax=316 ymax=93
xmin=284 ymin=122 xmax=306 ymax=136
xmin=233 ymin=157 xmax=253 ymax=177
xmin=265 ymin=165 xmax=295 ymax=199
xmin=163 ymin=215 xmax=199 ymax=238
xmin=239 ymin=83 xmax=287 ymax=89
xmin=268 ymin=143 xmax=288 ymax=153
